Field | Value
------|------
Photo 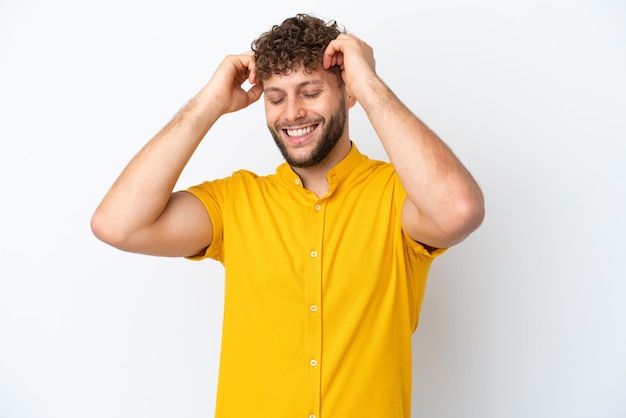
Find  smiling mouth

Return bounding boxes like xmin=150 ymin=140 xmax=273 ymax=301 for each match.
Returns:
xmin=285 ymin=125 xmax=318 ymax=137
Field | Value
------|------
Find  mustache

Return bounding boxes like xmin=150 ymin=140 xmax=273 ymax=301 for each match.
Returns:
xmin=275 ymin=117 xmax=323 ymax=130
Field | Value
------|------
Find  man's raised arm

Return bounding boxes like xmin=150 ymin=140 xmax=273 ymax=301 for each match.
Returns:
xmin=324 ymin=35 xmax=485 ymax=249
xmin=91 ymin=52 xmax=263 ymax=257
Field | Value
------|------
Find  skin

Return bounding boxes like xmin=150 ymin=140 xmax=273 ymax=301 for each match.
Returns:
xmin=263 ymin=68 xmax=352 ymax=196
xmin=266 ymin=79 xmax=347 ymax=170
xmin=91 ymin=33 xmax=485 ymax=258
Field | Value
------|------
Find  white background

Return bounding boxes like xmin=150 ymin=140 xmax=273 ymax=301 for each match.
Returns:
xmin=1 ymin=0 xmax=625 ymax=417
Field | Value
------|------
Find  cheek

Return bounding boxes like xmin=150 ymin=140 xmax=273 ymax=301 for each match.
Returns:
xmin=264 ymin=105 xmax=280 ymax=125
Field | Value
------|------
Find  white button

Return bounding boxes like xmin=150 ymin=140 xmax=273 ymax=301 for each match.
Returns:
xmin=310 ymin=359 xmax=317 ymax=367
xmin=309 ymin=415 xmax=316 ymax=418
xmin=315 ymin=204 xmax=321 ymax=211
xmin=310 ymin=305 xmax=317 ymax=312
xmin=295 ymin=179 xmax=300 ymax=185
xmin=310 ymin=251 xmax=317 ymax=258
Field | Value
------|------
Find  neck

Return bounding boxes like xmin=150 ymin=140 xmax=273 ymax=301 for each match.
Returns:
xmin=292 ymin=138 xmax=352 ymax=198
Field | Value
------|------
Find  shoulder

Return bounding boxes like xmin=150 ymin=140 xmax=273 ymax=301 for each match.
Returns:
xmin=189 ymin=169 xmax=273 ymax=190
xmin=351 ymin=155 xmax=399 ymax=186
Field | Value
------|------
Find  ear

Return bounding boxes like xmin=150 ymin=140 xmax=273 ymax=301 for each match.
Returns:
xmin=345 ymin=89 xmax=357 ymax=109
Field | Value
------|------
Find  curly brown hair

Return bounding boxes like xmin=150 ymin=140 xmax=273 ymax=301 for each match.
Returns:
xmin=251 ymin=14 xmax=345 ymax=82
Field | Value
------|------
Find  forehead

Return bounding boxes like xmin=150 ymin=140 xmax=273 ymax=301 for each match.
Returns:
xmin=262 ymin=68 xmax=339 ymax=93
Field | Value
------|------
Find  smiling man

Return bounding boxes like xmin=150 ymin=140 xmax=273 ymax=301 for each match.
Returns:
xmin=91 ymin=13 xmax=485 ymax=418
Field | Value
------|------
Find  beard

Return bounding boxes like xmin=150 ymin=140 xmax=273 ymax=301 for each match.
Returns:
xmin=268 ymin=94 xmax=346 ymax=169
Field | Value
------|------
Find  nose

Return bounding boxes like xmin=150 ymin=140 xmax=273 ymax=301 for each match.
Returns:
xmin=286 ymin=97 xmax=305 ymax=120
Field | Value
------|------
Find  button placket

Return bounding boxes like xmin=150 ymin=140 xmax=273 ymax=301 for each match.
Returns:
xmin=305 ymin=199 xmax=325 ymax=417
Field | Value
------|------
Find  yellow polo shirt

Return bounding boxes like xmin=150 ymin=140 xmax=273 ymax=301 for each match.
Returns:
xmin=185 ymin=143 xmax=444 ymax=418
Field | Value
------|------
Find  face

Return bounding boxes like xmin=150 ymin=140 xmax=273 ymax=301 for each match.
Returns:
xmin=263 ymin=69 xmax=348 ymax=169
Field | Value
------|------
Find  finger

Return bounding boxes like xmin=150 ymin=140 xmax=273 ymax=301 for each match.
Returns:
xmin=237 ymin=51 xmax=258 ymax=84
xmin=323 ymin=39 xmax=343 ymax=69
xmin=335 ymin=52 xmax=344 ymax=68
xmin=247 ymin=82 xmax=264 ymax=103
xmin=322 ymin=52 xmax=333 ymax=70
xmin=248 ymin=59 xmax=258 ymax=84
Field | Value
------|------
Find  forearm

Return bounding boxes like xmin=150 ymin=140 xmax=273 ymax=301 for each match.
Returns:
xmin=91 ymin=87 xmax=222 ymax=243
xmin=360 ymin=78 xmax=484 ymax=242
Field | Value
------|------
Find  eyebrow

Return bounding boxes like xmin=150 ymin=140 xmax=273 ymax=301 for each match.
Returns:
xmin=263 ymin=79 xmax=325 ymax=94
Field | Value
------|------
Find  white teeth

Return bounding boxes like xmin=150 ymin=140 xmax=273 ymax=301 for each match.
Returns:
xmin=286 ymin=125 xmax=315 ymax=137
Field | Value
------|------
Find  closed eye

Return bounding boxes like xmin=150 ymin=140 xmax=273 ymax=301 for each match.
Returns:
xmin=265 ymin=96 xmax=285 ymax=105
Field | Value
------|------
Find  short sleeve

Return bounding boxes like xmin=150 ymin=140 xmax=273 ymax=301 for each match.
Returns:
xmin=181 ymin=177 xmax=230 ymax=262
xmin=389 ymin=166 xmax=448 ymax=258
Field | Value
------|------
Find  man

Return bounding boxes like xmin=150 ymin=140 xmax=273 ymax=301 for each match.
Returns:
xmin=91 ymin=13 xmax=484 ymax=418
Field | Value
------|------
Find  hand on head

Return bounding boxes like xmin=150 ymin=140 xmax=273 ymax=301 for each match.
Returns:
xmin=206 ymin=51 xmax=263 ymax=115
xmin=323 ymin=34 xmax=377 ymax=101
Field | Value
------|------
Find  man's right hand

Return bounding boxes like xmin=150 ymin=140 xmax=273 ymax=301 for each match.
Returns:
xmin=204 ymin=51 xmax=264 ymax=116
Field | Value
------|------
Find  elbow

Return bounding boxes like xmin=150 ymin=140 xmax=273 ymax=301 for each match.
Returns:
xmin=427 ymin=193 xmax=484 ymax=248
xmin=90 ymin=208 xmax=130 ymax=249
xmin=462 ymin=197 xmax=486 ymax=234
xmin=446 ymin=194 xmax=485 ymax=246
xmin=90 ymin=209 xmax=113 ymax=245
xmin=405 ymin=189 xmax=485 ymax=249
xmin=90 ymin=212 xmax=107 ymax=243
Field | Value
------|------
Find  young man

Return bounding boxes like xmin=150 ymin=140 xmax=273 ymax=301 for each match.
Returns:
xmin=92 ymin=13 xmax=484 ymax=418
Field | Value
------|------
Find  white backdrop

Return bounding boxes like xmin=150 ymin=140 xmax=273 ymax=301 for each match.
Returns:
xmin=1 ymin=0 xmax=625 ymax=417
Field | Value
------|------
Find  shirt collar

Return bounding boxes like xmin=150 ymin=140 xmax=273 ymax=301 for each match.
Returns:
xmin=276 ymin=142 xmax=364 ymax=191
